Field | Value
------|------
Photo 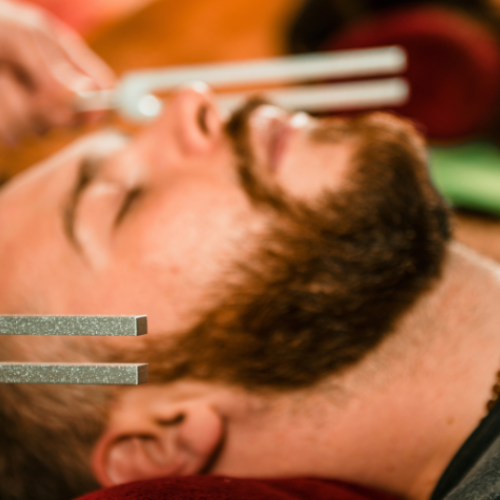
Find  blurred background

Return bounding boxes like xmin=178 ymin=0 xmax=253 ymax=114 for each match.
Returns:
xmin=0 ymin=0 xmax=304 ymax=178
xmin=6 ymin=0 xmax=500 ymax=262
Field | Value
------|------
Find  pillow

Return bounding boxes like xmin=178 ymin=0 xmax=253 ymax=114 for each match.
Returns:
xmin=324 ymin=6 xmax=500 ymax=141
xmin=76 ymin=476 xmax=400 ymax=500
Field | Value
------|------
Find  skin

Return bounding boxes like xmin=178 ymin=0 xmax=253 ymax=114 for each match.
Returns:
xmin=92 ymin=245 xmax=500 ymax=500
xmin=6 ymin=84 xmax=498 ymax=500
xmin=0 ymin=0 xmax=114 ymax=143
xmin=0 ymin=84 xmax=354 ymax=336
xmin=5 ymin=3 xmax=498 ymax=498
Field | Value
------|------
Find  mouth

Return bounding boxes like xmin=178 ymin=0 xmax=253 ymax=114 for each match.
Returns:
xmin=248 ymin=105 xmax=293 ymax=174
xmin=268 ymin=116 xmax=292 ymax=173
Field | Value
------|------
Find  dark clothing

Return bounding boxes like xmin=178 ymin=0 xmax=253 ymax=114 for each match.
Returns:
xmin=432 ymin=401 xmax=500 ymax=499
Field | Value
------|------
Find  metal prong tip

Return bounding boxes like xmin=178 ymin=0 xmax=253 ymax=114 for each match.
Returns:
xmin=0 ymin=315 xmax=147 ymax=336
xmin=0 ymin=363 xmax=148 ymax=385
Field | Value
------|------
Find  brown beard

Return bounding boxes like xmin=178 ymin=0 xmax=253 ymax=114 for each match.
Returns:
xmin=0 ymin=104 xmax=451 ymax=500
xmin=137 ymin=104 xmax=451 ymax=391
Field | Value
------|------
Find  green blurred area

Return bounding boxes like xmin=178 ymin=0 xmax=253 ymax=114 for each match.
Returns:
xmin=430 ymin=142 xmax=500 ymax=214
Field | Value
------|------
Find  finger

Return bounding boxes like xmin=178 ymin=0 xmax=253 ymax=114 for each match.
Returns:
xmin=34 ymin=35 xmax=98 ymax=94
xmin=50 ymin=18 xmax=115 ymax=90
xmin=0 ymin=14 xmax=106 ymax=105
xmin=29 ymin=27 xmax=114 ymax=125
xmin=0 ymin=70 xmax=34 ymax=143
xmin=5 ymin=27 xmax=75 ymax=101
xmin=0 ymin=4 xmax=114 ymax=122
xmin=23 ymin=26 xmax=110 ymax=124
xmin=7 ymin=30 xmax=81 ymax=126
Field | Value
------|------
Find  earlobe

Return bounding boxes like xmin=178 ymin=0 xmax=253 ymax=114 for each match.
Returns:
xmin=91 ymin=389 xmax=225 ymax=487
xmin=97 ymin=434 xmax=182 ymax=486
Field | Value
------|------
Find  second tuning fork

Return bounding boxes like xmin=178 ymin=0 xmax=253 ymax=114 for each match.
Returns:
xmin=77 ymin=46 xmax=408 ymax=121
xmin=0 ymin=316 xmax=148 ymax=385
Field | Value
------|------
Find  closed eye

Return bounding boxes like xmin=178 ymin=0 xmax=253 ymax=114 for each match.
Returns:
xmin=64 ymin=157 xmax=102 ymax=250
xmin=114 ymin=187 xmax=143 ymax=227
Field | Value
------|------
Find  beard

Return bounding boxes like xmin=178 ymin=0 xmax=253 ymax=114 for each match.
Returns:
xmin=0 ymin=102 xmax=452 ymax=500
xmin=134 ymin=101 xmax=451 ymax=391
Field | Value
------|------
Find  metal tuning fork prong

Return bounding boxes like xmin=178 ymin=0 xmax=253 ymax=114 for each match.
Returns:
xmin=0 ymin=315 xmax=148 ymax=385
xmin=76 ymin=46 xmax=408 ymax=121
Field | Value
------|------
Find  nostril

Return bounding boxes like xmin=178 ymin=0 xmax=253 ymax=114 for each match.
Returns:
xmin=197 ymin=105 xmax=209 ymax=135
xmin=157 ymin=414 xmax=185 ymax=427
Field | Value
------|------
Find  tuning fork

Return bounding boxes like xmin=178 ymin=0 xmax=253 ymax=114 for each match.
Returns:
xmin=0 ymin=315 xmax=148 ymax=385
xmin=76 ymin=46 xmax=408 ymax=121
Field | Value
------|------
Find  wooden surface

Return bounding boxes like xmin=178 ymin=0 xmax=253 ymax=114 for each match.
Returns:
xmin=4 ymin=0 xmax=500 ymax=263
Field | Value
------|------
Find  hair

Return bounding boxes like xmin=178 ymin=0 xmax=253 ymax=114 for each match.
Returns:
xmin=0 ymin=337 xmax=113 ymax=500
xmin=141 ymin=111 xmax=451 ymax=390
xmin=0 ymin=110 xmax=451 ymax=499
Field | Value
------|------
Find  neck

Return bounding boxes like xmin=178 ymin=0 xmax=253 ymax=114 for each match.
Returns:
xmin=322 ymin=241 xmax=500 ymax=500
xmin=215 ymin=242 xmax=500 ymax=499
xmin=221 ymin=241 xmax=500 ymax=500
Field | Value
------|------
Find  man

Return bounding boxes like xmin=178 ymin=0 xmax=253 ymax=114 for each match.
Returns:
xmin=0 ymin=83 xmax=496 ymax=500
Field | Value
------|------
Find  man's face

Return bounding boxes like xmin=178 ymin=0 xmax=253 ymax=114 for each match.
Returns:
xmin=0 ymin=85 xmax=451 ymax=499
xmin=0 ymin=84 xmax=354 ymax=334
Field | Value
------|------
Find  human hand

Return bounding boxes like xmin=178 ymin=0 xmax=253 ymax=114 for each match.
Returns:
xmin=0 ymin=0 xmax=115 ymax=144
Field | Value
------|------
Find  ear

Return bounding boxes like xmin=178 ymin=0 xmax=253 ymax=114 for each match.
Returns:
xmin=91 ymin=386 xmax=224 ymax=487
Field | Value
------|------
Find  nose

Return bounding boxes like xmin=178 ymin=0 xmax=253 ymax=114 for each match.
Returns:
xmin=141 ymin=82 xmax=223 ymax=159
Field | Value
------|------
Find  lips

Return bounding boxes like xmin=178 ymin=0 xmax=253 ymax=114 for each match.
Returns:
xmin=268 ymin=117 xmax=291 ymax=173
xmin=248 ymin=105 xmax=293 ymax=174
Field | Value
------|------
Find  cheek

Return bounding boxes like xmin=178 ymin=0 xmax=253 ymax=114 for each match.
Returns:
xmin=277 ymin=141 xmax=354 ymax=201
xmin=99 ymin=185 xmax=259 ymax=332
xmin=0 ymin=199 xmax=73 ymax=314
xmin=0 ymin=241 xmax=23 ymax=312
xmin=138 ymin=195 xmax=253 ymax=286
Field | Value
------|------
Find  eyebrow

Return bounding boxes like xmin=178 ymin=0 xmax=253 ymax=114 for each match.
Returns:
xmin=63 ymin=157 xmax=102 ymax=250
